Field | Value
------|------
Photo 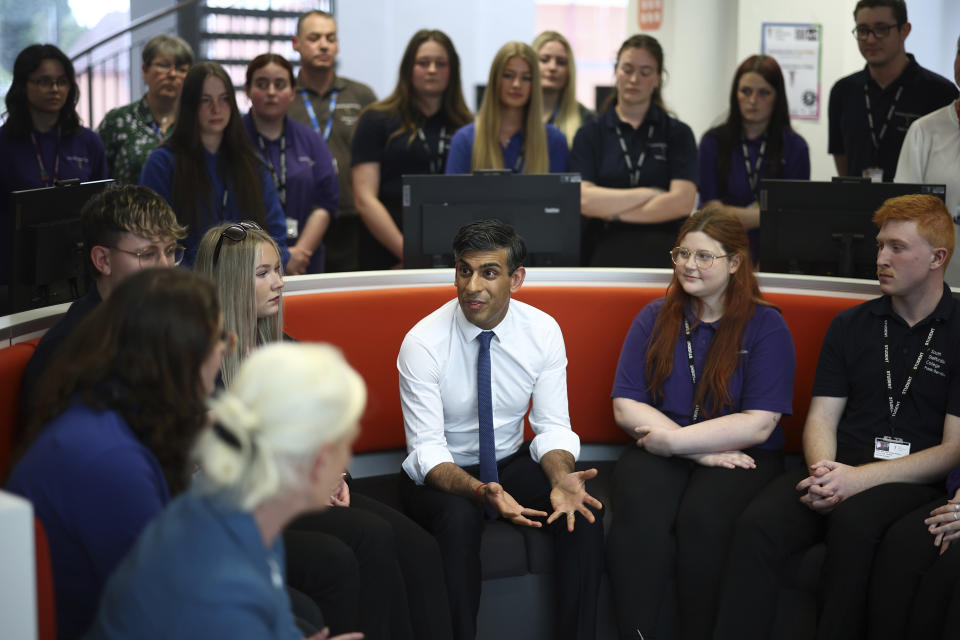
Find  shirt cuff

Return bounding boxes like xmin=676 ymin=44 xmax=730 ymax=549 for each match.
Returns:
xmin=402 ymin=444 xmax=456 ymax=486
xmin=529 ymin=429 xmax=581 ymax=464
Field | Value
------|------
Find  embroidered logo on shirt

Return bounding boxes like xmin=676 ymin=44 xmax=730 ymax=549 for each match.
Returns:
xmin=924 ymin=349 xmax=948 ymax=378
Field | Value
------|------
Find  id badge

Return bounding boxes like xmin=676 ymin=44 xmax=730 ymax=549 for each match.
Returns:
xmin=285 ymin=217 xmax=299 ymax=240
xmin=874 ymin=436 xmax=911 ymax=460
xmin=863 ymin=167 xmax=883 ymax=183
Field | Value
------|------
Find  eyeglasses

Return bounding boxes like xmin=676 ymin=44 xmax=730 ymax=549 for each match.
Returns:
xmin=29 ymin=76 xmax=70 ymax=90
xmin=151 ymin=61 xmax=190 ymax=76
xmin=669 ymin=246 xmax=731 ymax=270
xmin=852 ymin=23 xmax=900 ymax=40
xmin=110 ymin=244 xmax=185 ymax=267
xmin=212 ymin=221 xmax=262 ymax=267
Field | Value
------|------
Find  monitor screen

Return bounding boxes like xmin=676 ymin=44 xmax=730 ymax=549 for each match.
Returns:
xmin=7 ymin=179 xmax=114 ymax=313
xmin=758 ymin=179 xmax=947 ymax=279
xmin=402 ymin=172 xmax=581 ymax=269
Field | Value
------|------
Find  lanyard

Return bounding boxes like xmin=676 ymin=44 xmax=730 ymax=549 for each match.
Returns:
xmin=863 ymin=83 xmax=903 ymax=152
xmin=683 ymin=318 xmax=702 ymax=423
xmin=741 ymin=134 xmax=767 ymax=199
xmin=30 ymin=128 xmax=61 ymax=185
xmin=615 ymin=123 xmax=654 ymax=187
xmin=257 ymin=126 xmax=287 ymax=209
xmin=416 ymin=125 xmax=447 ymax=174
xmin=301 ymin=89 xmax=338 ymax=141
xmin=882 ymin=319 xmax=935 ymax=434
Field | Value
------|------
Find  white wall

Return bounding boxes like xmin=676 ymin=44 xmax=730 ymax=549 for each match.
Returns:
xmin=625 ymin=0 xmax=959 ymax=181
xmin=0 ymin=492 xmax=37 ymax=640
xmin=337 ymin=2 xmax=536 ymax=107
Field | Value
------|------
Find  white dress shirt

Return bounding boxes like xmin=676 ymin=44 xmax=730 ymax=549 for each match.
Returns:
xmin=398 ymin=298 xmax=581 ymax=485
xmin=895 ymin=100 xmax=960 ymax=286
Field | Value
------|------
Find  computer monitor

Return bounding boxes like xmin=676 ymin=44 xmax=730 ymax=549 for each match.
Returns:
xmin=402 ymin=172 xmax=581 ymax=269
xmin=758 ymin=179 xmax=946 ymax=279
xmin=7 ymin=179 xmax=114 ymax=313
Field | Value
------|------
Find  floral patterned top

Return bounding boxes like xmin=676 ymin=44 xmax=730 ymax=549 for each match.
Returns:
xmin=97 ymin=95 xmax=170 ymax=185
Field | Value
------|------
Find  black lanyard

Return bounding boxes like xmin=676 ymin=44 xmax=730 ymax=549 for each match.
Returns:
xmin=741 ymin=134 xmax=766 ymax=199
xmin=257 ymin=126 xmax=286 ymax=209
xmin=882 ymin=318 xmax=935 ymax=434
xmin=30 ymin=128 xmax=60 ymax=185
xmin=416 ymin=125 xmax=447 ymax=174
xmin=615 ymin=123 xmax=654 ymax=187
xmin=683 ymin=318 xmax=702 ymax=423
xmin=863 ymin=83 xmax=903 ymax=153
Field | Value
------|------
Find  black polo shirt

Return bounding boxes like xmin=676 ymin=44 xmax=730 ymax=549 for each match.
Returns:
xmin=569 ymin=104 xmax=698 ymax=267
xmin=827 ymin=54 xmax=958 ymax=182
xmin=812 ymin=284 xmax=960 ymax=465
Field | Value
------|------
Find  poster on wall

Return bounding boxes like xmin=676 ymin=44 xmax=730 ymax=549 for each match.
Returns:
xmin=761 ymin=23 xmax=822 ymax=120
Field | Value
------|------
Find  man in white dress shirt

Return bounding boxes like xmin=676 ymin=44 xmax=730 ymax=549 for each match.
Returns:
xmin=895 ymin=34 xmax=960 ymax=286
xmin=397 ymin=219 xmax=604 ymax=640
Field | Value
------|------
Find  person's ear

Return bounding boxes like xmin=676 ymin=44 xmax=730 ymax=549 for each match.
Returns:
xmin=728 ymin=253 xmax=742 ymax=274
xmin=510 ymin=265 xmax=526 ymax=293
xmin=931 ymin=247 xmax=948 ymax=270
xmin=90 ymin=246 xmax=112 ymax=277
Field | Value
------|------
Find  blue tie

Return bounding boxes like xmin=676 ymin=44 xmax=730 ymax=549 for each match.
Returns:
xmin=477 ymin=331 xmax=498 ymax=486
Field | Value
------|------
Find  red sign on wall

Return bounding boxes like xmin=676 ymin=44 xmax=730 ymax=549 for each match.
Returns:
xmin=638 ymin=0 xmax=664 ymax=31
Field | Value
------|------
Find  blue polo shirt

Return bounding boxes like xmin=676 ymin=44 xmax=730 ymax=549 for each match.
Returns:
xmin=569 ymin=104 xmax=698 ymax=267
xmin=445 ymin=122 xmax=568 ymax=174
xmin=828 ymin=54 xmax=957 ymax=182
xmin=5 ymin=403 xmax=169 ymax=639
xmin=140 ymin=145 xmax=290 ymax=268
xmin=611 ymin=298 xmax=795 ymax=450
xmin=698 ymin=128 xmax=810 ymax=261
xmin=242 ymin=114 xmax=338 ymax=273
xmin=88 ymin=492 xmax=300 ymax=640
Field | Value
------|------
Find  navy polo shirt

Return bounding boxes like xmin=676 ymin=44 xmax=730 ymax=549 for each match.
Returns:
xmin=828 ymin=54 xmax=958 ymax=182
xmin=812 ymin=285 xmax=960 ymax=465
xmin=570 ymin=104 xmax=698 ymax=267
xmin=611 ymin=298 xmax=796 ymax=450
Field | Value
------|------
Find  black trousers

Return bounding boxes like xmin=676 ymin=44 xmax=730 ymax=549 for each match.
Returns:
xmin=868 ymin=495 xmax=960 ymax=639
xmin=606 ymin=446 xmax=783 ymax=640
xmin=285 ymin=492 xmax=452 ymax=640
xmin=713 ymin=467 xmax=940 ymax=640
xmin=400 ymin=448 xmax=605 ymax=640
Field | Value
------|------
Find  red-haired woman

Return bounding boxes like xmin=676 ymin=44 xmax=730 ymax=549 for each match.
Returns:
xmin=698 ymin=55 xmax=810 ymax=263
xmin=606 ymin=208 xmax=796 ymax=640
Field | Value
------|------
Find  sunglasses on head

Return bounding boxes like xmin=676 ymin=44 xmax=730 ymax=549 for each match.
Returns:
xmin=212 ymin=221 xmax=262 ymax=267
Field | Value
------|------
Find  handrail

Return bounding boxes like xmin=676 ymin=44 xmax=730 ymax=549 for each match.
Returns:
xmin=69 ymin=0 xmax=202 ymax=63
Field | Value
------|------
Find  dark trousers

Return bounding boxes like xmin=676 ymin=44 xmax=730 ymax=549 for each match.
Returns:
xmin=606 ymin=446 xmax=783 ymax=640
xmin=400 ymin=448 xmax=605 ymax=640
xmin=869 ymin=495 xmax=960 ymax=640
xmin=285 ymin=492 xmax=452 ymax=640
xmin=713 ymin=467 xmax=940 ymax=640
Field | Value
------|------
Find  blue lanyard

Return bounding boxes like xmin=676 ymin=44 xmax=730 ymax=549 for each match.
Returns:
xmin=300 ymin=88 xmax=338 ymax=141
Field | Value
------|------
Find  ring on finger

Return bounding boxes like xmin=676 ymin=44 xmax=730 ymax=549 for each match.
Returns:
xmin=954 ymin=511 xmax=958 ymax=521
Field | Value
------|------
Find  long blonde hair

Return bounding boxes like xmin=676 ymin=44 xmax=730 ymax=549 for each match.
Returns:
xmin=194 ymin=223 xmax=284 ymax=387
xmin=532 ymin=31 xmax=582 ymax=148
xmin=472 ymin=42 xmax=549 ymax=174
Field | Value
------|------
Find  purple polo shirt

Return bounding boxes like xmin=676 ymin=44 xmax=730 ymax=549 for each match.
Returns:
xmin=611 ymin=298 xmax=796 ymax=450
xmin=445 ymin=122 xmax=568 ymax=174
xmin=698 ymin=128 xmax=810 ymax=261
xmin=947 ymin=465 xmax=960 ymax=497
xmin=242 ymin=114 xmax=338 ymax=273
xmin=0 ymin=124 xmax=107 ymax=283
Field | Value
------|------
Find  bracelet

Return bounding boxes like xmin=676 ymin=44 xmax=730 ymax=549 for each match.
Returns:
xmin=475 ymin=482 xmax=488 ymax=501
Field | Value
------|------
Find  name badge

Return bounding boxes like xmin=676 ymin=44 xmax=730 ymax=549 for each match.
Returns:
xmin=874 ymin=436 xmax=911 ymax=460
xmin=285 ymin=217 xmax=299 ymax=240
xmin=863 ymin=167 xmax=883 ymax=182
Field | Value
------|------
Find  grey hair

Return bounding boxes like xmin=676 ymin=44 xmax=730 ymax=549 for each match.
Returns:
xmin=141 ymin=33 xmax=194 ymax=67
xmin=192 ymin=343 xmax=366 ymax=510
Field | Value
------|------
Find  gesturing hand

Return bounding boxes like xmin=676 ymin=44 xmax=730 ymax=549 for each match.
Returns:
xmin=480 ymin=482 xmax=548 ymax=528
xmin=547 ymin=468 xmax=603 ymax=532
